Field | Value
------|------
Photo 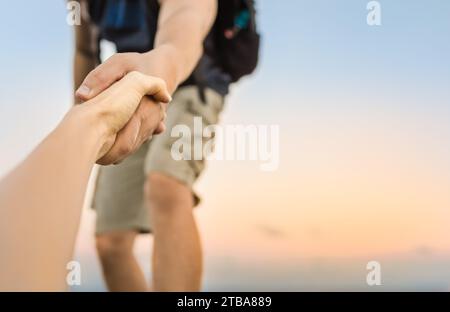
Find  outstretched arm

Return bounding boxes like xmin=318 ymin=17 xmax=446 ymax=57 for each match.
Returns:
xmin=75 ymin=0 xmax=218 ymax=165
xmin=73 ymin=0 xmax=97 ymax=98
xmin=0 ymin=72 xmax=170 ymax=291
xmin=145 ymin=0 xmax=218 ymax=91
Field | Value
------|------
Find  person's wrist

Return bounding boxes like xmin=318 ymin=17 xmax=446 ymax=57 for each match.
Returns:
xmin=67 ymin=105 xmax=110 ymax=149
xmin=141 ymin=45 xmax=180 ymax=92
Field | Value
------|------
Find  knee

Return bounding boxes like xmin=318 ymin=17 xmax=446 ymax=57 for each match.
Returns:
xmin=96 ymin=232 xmax=135 ymax=261
xmin=144 ymin=173 xmax=193 ymax=214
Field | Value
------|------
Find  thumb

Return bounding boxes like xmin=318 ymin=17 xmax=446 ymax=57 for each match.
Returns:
xmin=75 ymin=56 xmax=127 ymax=101
xmin=124 ymin=71 xmax=172 ymax=103
xmin=89 ymin=72 xmax=171 ymax=135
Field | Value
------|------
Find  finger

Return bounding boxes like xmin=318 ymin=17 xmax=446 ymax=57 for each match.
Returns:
xmin=89 ymin=73 xmax=168 ymax=138
xmin=75 ymin=54 xmax=127 ymax=101
xmin=96 ymin=116 xmax=141 ymax=165
xmin=154 ymin=121 xmax=166 ymax=135
xmin=123 ymin=71 xmax=172 ymax=104
xmin=97 ymin=133 xmax=117 ymax=161
xmin=154 ymin=104 xmax=167 ymax=134
xmin=136 ymin=99 xmax=163 ymax=142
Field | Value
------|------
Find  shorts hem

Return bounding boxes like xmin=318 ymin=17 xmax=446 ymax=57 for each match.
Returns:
xmin=144 ymin=166 xmax=201 ymax=206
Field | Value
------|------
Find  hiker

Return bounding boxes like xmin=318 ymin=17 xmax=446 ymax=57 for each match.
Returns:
xmin=0 ymin=72 xmax=170 ymax=291
xmin=74 ymin=0 xmax=259 ymax=291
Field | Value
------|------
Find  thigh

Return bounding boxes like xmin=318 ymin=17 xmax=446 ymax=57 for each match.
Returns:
xmin=144 ymin=86 xmax=225 ymax=205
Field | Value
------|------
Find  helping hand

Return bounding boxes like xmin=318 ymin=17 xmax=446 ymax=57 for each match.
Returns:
xmin=78 ymin=71 xmax=171 ymax=162
xmin=76 ymin=53 xmax=171 ymax=164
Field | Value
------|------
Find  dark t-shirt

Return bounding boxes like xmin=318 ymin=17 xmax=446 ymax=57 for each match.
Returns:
xmin=88 ymin=0 xmax=231 ymax=96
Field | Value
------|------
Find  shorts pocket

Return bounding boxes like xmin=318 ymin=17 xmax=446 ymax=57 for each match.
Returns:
xmin=187 ymin=88 xmax=225 ymax=126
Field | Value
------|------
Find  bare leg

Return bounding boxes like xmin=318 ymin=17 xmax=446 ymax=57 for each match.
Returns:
xmin=145 ymin=173 xmax=202 ymax=291
xmin=96 ymin=231 xmax=148 ymax=291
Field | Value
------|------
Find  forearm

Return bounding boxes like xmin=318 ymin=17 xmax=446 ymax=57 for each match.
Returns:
xmin=0 ymin=107 xmax=105 ymax=290
xmin=142 ymin=0 xmax=217 ymax=92
xmin=73 ymin=2 xmax=97 ymax=97
xmin=0 ymin=72 xmax=170 ymax=290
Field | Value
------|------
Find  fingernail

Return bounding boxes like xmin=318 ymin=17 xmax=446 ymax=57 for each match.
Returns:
xmin=76 ymin=85 xmax=91 ymax=97
xmin=168 ymin=95 xmax=172 ymax=102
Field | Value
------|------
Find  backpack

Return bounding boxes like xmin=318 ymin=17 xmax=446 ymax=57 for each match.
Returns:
xmin=214 ymin=0 xmax=260 ymax=82
xmin=88 ymin=0 xmax=260 ymax=82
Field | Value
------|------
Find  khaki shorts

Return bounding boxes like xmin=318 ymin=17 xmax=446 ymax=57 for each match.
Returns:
xmin=92 ymin=86 xmax=224 ymax=234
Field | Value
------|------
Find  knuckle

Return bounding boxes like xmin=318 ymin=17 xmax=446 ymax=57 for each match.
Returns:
xmin=154 ymin=77 xmax=166 ymax=88
xmin=117 ymin=142 xmax=134 ymax=156
xmin=128 ymin=70 xmax=141 ymax=78
xmin=125 ymin=71 xmax=142 ymax=84
xmin=118 ymin=146 xmax=132 ymax=156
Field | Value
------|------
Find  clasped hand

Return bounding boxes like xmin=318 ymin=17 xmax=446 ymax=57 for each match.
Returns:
xmin=75 ymin=53 xmax=172 ymax=165
xmin=73 ymin=70 xmax=171 ymax=163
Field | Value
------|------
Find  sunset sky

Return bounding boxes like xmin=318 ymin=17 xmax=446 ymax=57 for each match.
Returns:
xmin=1 ymin=0 xmax=450 ymax=290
